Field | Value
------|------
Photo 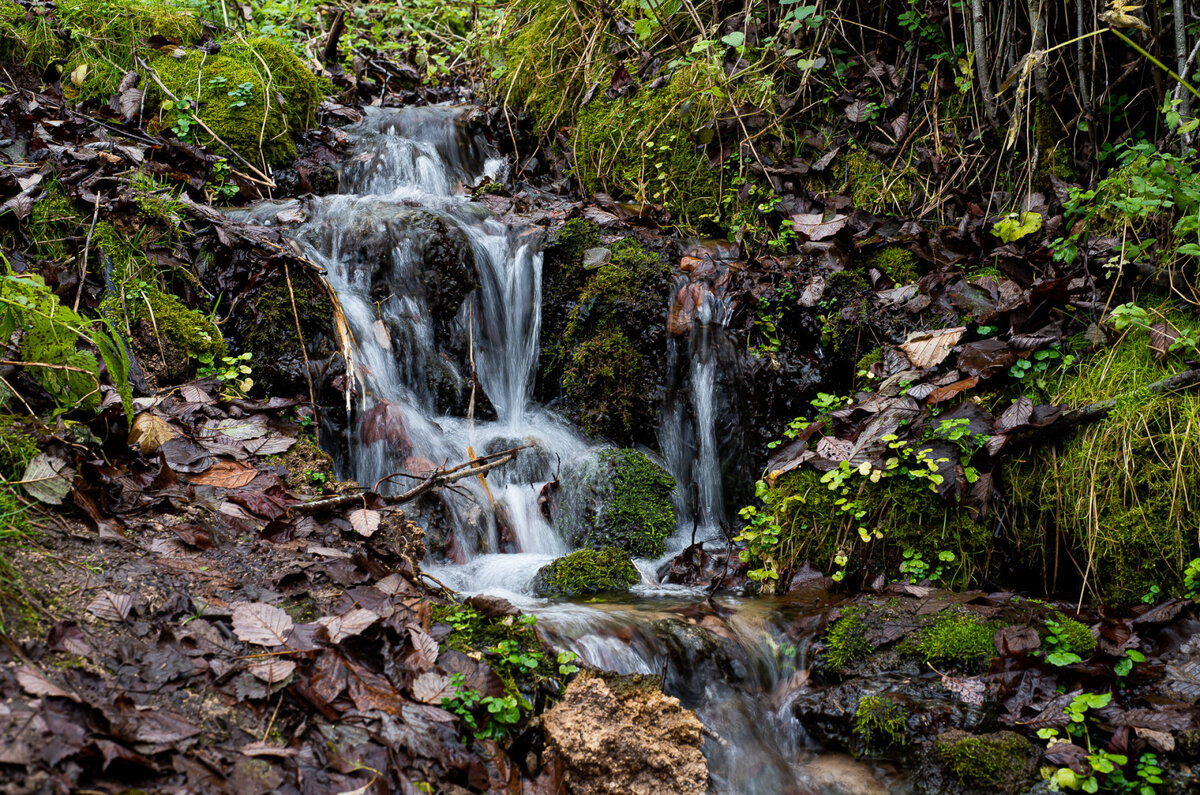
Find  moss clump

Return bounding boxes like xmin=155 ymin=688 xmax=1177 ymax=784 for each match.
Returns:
xmin=853 ymin=694 xmax=908 ymax=753
xmin=863 ymin=246 xmax=922 ymax=284
xmin=2 ymin=271 xmax=124 ymax=414
xmin=935 ymin=730 xmax=1035 ymax=791
xmin=432 ymin=603 xmax=554 ymax=701
xmin=229 ymin=277 xmax=334 ymax=392
xmin=0 ymin=0 xmax=204 ymax=102
xmin=1008 ymin=318 xmax=1200 ymax=602
xmin=494 ymin=3 xmax=775 ymax=234
xmin=125 ymin=291 xmax=225 ymax=365
xmin=756 ymin=468 xmax=991 ymax=590
xmin=822 ymin=606 xmax=873 ymax=670
xmin=555 ymin=448 xmax=676 ymax=557
xmin=917 ymin=612 xmax=997 ymax=669
xmin=1045 ymin=610 xmax=1096 ymax=658
xmin=532 ymin=547 xmax=640 ymax=597
xmin=545 ymin=230 xmax=670 ymax=443
xmin=0 ymin=416 xmax=39 ymax=480
xmin=838 ymin=148 xmax=915 ymax=213
xmin=149 ymin=37 xmax=328 ymax=167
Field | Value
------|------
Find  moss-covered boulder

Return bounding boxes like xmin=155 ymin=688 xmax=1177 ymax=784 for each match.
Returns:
xmin=920 ymin=730 xmax=1037 ymax=794
xmin=150 ymin=37 xmax=327 ymax=168
xmin=852 ymin=693 xmax=908 ymax=756
xmin=553 ymin=448 xmax=677 ymax=558
xmin=1008 ymin=319 xmax=1200 ymax=603
xmin=916 ymin=612 xmax=998 ymax=671
xmin=120 ymin=290 xmax=226 ymax=386
xmin=532 ymin=547 xmax=640 ymax=597
xmin=537 ymin=220 xmax=670 ymax=445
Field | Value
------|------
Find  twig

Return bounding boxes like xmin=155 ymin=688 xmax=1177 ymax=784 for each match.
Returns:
xmin=283 ymin=262 xmax=317 ymax=424
xmin=293 ymin=447 xmax=527 ymax=515
xmin=73 ymin=193 xmax=101 ymax=313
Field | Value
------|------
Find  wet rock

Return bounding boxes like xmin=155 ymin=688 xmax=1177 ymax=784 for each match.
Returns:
xmin=540 ymin=672 xmax=708 ymax=795
xmin=795 ymin=753 xmax=892 ymax=795
xmin=915 ymin=730 xmax=1038 ymax=795
xmin=532 ymin=547 xmax=640 ymax=598
xmin=466 ymin=594 xmax=519 ymax=618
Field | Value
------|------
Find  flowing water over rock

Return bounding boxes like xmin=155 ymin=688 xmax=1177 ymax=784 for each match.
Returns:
xmin=251 ymin=104 xmax=898 ymax=794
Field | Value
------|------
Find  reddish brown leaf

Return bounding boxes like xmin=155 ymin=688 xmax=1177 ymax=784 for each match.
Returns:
xmin=15 ymin=665 xmax=81 ymax=702
xmin=345 ymin=659 xmax=405 ymax=715
xmin=926 ymin=376 xmax=979 ymax=405
xmin=359 ymin=401 xmax=411 ymax=456
xmin=191 ymin=460 xmax=257 ymax=489
xmin=231 ymin=602 xmax=294 ymax=647
xmin=248 ymin=658 xmax=296 ymax=684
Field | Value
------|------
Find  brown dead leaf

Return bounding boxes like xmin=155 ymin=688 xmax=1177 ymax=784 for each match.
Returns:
xmin=899 ymin=327 xmax=966 ymax=369
xmin=790 ymin=212 xmax=848 ymax=241
xmin=191 ymin=460 xmax=257 ymax=489
xmin=940 ymin=673 xmax=985 ymax=706
xmin=317 ymin=608 xmax=380 ymax=644
xmin=15 ymin=665 xmax=81 ymax=702
xmin=248 ymin=658 xmax=296 ymax=684
xmin=411 ymin=671 xmax=453 ymax=704
xmin=87 ymin=591 xmax=134 ymax=622
xmin=231 ymin=602 xmax=294 ymax=647
xmin=348 ymin=508 xmax=381 ymax=537
xmin=1149 ymin=322 xmax=1180 ymax=360
xmin=926 ymin=376 xmax=979 ymax=405
xmin=129 ymin=412 xmax=177 ymax=453
xmin=1134 ymin=727 xmax=1175 ymax=752
xmin=409 ymin=627 xmax=439 ymax=669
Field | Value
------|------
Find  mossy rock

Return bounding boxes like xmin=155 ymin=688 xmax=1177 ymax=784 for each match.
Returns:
xmin=926 ymin=730 xmax=1037 ymax=794
xmin=110 ymin=289 xmax=224 ymax=386
xmin=1042 ymin=609 xmax=1096 ymax=659
xmin=0 ymin=0 xmax=204 ymax=102
xmin=916 ymin=612 xmax=997 ymax=670
xmin=852 ymin=693 xmax=908 ymax=755
xmin=149 ymin=37 xmax=328 ymax=168
xmin=821 ymin=606 xmax=874 ymax=671
xmin=540 ymin=223 xmax=670 ymax=444
xmin=1008 ymin=319 xmax=1200 ymax=603
xmin=532 ymin=546 xmax=640 ymax=597
xmin=755 ymin=468 xmax=992 ymax=591
xmin=227 ymin=275 xmax=335 ymax=395
xmin=553 ymin=448 xmax=676 ymax=558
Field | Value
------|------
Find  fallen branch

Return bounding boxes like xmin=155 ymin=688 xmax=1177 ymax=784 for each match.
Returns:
xmin=292 ymin=445 xmax=528 ymax=515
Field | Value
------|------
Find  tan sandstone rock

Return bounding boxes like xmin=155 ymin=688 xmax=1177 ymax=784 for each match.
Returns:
xmin=541 ymin=672 xmax=708 ymax=795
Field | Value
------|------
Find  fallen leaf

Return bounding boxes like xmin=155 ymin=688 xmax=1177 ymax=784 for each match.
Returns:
xmin=248 ymin=658 xmax=296 ymax=684
xmin=22 ymin=453 xmax=74 ymax=505
xmin=87 ymin=591 xmax=134 ymax=622
xmin=317 ymin=607 xmax=380 ymax=643
xmin=239 ymin=741 xmax=298 ymax=758
xmin=348 ymin=508 xmax=381 ymax=537
xmin=926 ymin=376 xmax=979 ymax=405
xmin=243 ymin=436 xmax=297 ymax=456
xmin=231 ymin=602 xmax=294 ymax=647
xmin=15 ymin=665 xmax=81 ymax=702
xmin=1134 ymin=727 xmax=1175 ymax=752
xmin=790 ymin=212 xmax=848 ymax=241
xmin=129 ymin=412 xmax=177 ymax=453
xmin=411 ymin=671 xmax=453 ymax=704
xmin=940 ymin=673 xmax=985 ymax=705
xmin=191 ymin=460 xmax=257 ymax=489
xmin=899 ymin=327 xmax=967 ymax=369
xmin=409 ymin=627 xmax=439 ymax=669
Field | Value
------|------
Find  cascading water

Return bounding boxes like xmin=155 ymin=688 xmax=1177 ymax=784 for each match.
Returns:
xmin=247 ymin=104 xmax=894 ymax=794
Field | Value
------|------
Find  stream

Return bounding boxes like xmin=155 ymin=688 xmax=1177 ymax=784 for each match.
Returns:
xmin=242 ymin=104 xmax=903 ymax=794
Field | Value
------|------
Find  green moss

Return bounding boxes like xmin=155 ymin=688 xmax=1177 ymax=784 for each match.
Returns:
xmin=1008 ymin=319 xmax=1200 ymax=602
xmin=149 ymin=37 xmax=328 ymax=168
xmin=935 ymin=731 xmax=1034 ymax=790
xmin=838 ymin=148 xmax=915 ymax=213
xmin=433 ymin=603 xmax=554 ymax=701
xmin=853 ymin=694 xmax=908 ymax=753
xmin=917 ymin=612 xmax=997 ymax=669
xmin=125 ymin=290 xmax=225 ymax=364
xmin=532 ymin=546 xmax=640 ymax=597
xmin=549 ymin=233 xmax=669 ymax=442
xmin=494 ymin=3 xmax=774 ymax=234
xmin=556 ymin=449 xmax=676 ymax=557
xmin=0 ymin=416 xmax=39 ymax=481
xmin=0 ymin=0 xmax=204 ymax=102
xmin=863 ymin=246 xmax=922 ymax=284
xmin=822 ymin=606 xmax=873 ymax=670
xmin=758 ymin=468 xmax=991 ymax=590
xmin=232 ymin=278 xmax=333 ymax=365
xmin=1046 ymin=610 xmax=1097 ymax=658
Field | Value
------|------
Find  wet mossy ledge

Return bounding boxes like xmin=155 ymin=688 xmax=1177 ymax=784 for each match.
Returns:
xmin=532 ymin=547 xmax=640 ymax=598
xmin=552 ymin=448 xmax=677 ymax=558
xmin=0 ymin=0 xmax=328 ymax=168
xmin=538 ymin=219 xmax=671 ymax=446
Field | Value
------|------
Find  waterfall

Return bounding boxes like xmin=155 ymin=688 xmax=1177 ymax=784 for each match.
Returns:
xmin=237 ymin=104 xmax=829 ymax=793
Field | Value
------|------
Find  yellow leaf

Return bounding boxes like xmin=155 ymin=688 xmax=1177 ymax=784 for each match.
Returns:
xmin=69 ymin=63 xmax=88 ymax=87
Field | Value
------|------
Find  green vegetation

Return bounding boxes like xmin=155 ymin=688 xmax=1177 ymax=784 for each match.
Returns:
xmin=1008 ymin=316 xmax=1200 ymax=603
xmin=935 ymin=731 xmax=1033 ymax=791
xmin=0 ymin=0 xmax=327 ymax=169
xmin=863 ymin=246 xmax=922 ymax=285
xmin=1039 ymin=610 xmax=1096 ymax=666
xmin=545 ymin=226 xmax=670 ymax=442
xmin=532 ymin=547 xmax=640 ymax=597
xmin=853 ymin=694 xmax=907 ymax=753
xmin=821 ymin=606 xmax=872 ymax=671
xmin=916 ymin=612 xmax=997 ymax=669
xmin=555 ymin=449 xmax=676 ymax=558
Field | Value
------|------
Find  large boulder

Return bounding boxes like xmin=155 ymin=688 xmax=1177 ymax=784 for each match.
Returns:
xmin=553 ymin=448 xmax=676 ymax=558
xmin=540 ymin=672 xmax=708 ymax=795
